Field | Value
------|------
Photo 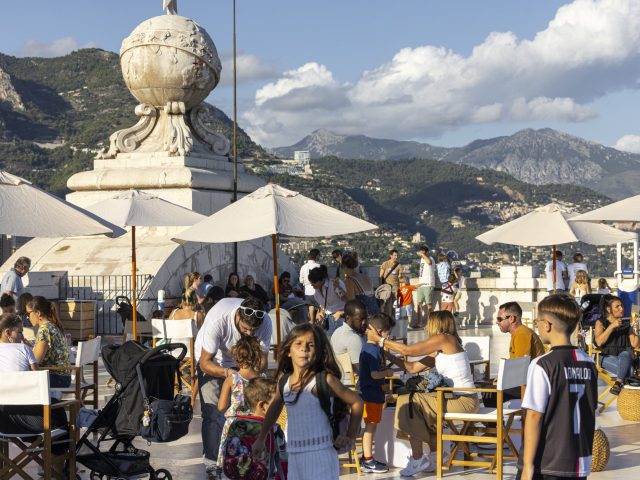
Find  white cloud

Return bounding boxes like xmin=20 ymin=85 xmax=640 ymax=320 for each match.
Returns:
xmin=614 ymin=134 xmax=640 ymax=153
xmin=20 ymin=37 xmax=96 ymax=58
xmin=219 ymin=53 xmax=277 ymax=86
xmin=243 ymin=0 xmax=640 ymax=147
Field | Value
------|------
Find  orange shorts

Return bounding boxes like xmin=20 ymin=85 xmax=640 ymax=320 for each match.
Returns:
xmin=363 ymin=401 xmax=384 ymax=424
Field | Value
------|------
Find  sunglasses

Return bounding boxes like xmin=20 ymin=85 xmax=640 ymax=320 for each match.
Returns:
xmin=239 ymin=306 xmax=266 ymax=320
xmin=496 ymin=315 xmax=513 ymax=322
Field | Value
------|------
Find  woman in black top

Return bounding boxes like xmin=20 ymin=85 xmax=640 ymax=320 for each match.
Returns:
xmin=225 ymin=272 xmax=241 ymax=297
xmin=594 ymin=294 xmax=640 ymax=393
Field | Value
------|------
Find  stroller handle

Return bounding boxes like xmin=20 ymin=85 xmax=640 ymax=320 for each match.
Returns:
xmin=138 ymin=342 xmax=189 ymax=364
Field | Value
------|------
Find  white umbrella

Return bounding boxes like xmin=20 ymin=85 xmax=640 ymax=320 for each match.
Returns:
xmin=0 ymin=170 xmax=123 ymax=237
xmin=570 ymin=195 xmax=640 ymax=223
xmin=173 ymin=183 xmax=378 ymax=343
xmin=476 ymin=203 xmax=636 ymax=291
xmin=87 ymin=190 xmax=207 ymax=337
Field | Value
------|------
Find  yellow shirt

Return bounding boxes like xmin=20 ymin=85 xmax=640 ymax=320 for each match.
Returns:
xmin=510 ymin=324 xmax=545 ymax=359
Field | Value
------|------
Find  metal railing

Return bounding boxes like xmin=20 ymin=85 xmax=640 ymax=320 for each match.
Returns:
xmin=59 ymin=274 xmax=155 ymax=335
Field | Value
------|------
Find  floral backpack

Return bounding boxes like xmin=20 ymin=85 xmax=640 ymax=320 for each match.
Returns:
xmin=221 ymin=415 xmax=287 ymax=480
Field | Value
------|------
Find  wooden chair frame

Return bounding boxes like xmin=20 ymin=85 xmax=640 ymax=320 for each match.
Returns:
xmin=587 ymin=326 xmax=618 ymax=413
xmin=0 ymin=371 xmax=80 ymax=480
xmin=335 ymin=351 xmax=362 ymax=475
xmin=435 ymin=357 xmax=530 ymax=480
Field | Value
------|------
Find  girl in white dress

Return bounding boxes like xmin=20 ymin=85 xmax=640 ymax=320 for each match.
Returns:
xmin=252 ymin=324 xmax=363 ymax=479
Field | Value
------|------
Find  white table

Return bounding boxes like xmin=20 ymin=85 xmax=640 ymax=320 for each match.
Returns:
xmin=373 ymin=407 xmax=413 ymax=467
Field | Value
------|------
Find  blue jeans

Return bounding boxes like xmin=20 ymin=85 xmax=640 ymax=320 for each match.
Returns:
xmin=326 ymin=314 xmax=344 ymax=337
xmin=601 ymin=351 xmax=634 ymax=381
xmin=197 ymin=366 xmax=226 ymax=470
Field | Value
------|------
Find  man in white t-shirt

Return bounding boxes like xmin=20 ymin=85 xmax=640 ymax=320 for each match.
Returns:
xmin=196 ymin=296 xmax=271 ymax=478
xmin=0 ymin=314 xmax=37 ymax=372
xmin=567 ymin=253 xmax=588 ymax=288
xmin=330 ymin=300 xmax=367 ymax=384
xmin=545 ymin=250 xmax=568 ymax=292
xmin=309 ymin=266 xmax=346 ymax=337
xmin=299 ymin=248 xmax=321 ymax=321
xmin=414 ymin=246 xmax=435 ymax=327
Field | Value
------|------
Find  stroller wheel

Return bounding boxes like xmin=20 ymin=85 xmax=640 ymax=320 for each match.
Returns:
xmin=153 ymin=468 xmax=172 ymax=480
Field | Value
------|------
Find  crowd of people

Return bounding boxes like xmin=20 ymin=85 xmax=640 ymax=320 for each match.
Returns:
xmin=2 ymin=249 xmax=639 ymax=480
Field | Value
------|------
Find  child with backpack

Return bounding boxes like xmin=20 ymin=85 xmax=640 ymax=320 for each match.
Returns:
xmin=217 ymin=336 xmax=263 ymax=469
xmin=252 ymin=324 xmax=364 ymax=479
xmin=439 ymin=273 xmax=458 ymax=312
xmin=222 ymin=377 xmax=287 ymax=479
xmin=359 ymin=313 xmax=397 ymax=473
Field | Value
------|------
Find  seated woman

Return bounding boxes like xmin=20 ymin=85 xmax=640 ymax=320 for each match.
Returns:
xmin=239 ymin=275 xmax=270 ymax=306
xmin=594 ymin=294 xmax=640 ymax=394
xmin=225 ymin=272 xmax=241 ymax=298
xmin=17 ymin=292 xmax=34 ymax=327
xmin=184 ymin=271 xmax=205 ymax=308
xmin=367 ymin=310 xmax=479 ymax=476
xmin=27 ymin=296 xmax=71 ymax=388
xmin=0 ymin=313 xmax=68 ymax=458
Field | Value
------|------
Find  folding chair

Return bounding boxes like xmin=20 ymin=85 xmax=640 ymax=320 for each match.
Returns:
xmin=587 ymin=326 xmax=618 ymax=413
xmin=151 ymin=318 xmax=198 ymax=407
xmin=460 ymin=336 xmax=491 ymax=381
xmin=335 ymin=352 xmax=362 ymax=475
xmin=435 ymin=356 xmax=530 ymax=480
xmin=50 ymin=336 xmax=101 ymax=409
xmin=0 ymin=371 xmax=79 ymax=480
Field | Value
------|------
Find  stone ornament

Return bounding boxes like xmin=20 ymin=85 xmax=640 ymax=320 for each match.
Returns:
xmin=97 ymin=8 xmax=229 ymax=159
xmin=99 ymin=104 xmax=158 ymax=159
xmin=120 ymin=15 xmax=221 ymax=108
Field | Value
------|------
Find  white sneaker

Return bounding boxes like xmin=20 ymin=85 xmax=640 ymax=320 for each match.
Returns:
xmin=400 ymin=454 xmax=432 ymax=476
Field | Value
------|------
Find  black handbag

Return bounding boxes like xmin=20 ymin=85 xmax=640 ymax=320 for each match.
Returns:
xmin=136 ymin=364 xmax=193 ymax=443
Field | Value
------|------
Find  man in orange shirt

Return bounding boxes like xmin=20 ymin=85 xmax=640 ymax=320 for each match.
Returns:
xmin=484 ymin=301 xmax=544 ymax=408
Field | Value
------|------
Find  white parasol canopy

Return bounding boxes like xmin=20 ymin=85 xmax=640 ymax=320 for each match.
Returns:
xmin=476 ymin=203 xmax=636 ymax=291
xmin=86 ymin=190 xmax=207 ymax=337
xmin=172 ymin=183 xmax=379 ymax=343
xmin=570 ymin=194 xmax=640 ymax=223
xmin=173 ymin=183 xmax=378 ymax=242
xmin=476 ymin=203 xmax=636 ymax=247
xmin=0 ymin=170 xmax=124 ymax=237
xmin=87 ymin=189 xmax=206 ymax=227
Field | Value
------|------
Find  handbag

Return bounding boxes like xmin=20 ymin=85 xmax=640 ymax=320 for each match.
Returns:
xmin=397 ymin=371 xmax=449 ymax=418
xmin=136 ymin=364 xmax=193 ymax=443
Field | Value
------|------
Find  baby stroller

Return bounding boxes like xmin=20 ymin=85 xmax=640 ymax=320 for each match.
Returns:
xmin=115 ymin=295 xmax=147 ymax=329
xmin=577 ymin=294 xmax=603 ymax=352
xmin=76 ymin=341 xmax=188 ymax=480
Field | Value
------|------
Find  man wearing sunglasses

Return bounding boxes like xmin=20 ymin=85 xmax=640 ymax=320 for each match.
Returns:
xmin=195 ymin=296 xmax=271 ymax=479
xmin=483 ymin=301 xmax=544 ymax=409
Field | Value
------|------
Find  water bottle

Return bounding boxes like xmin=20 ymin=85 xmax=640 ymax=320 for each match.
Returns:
xmin=158 ymin=289 xmax=165 ymax=317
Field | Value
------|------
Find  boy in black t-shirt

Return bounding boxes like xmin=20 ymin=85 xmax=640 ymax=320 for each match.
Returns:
xmin=517 ymin=294 xmax=597 ymax=480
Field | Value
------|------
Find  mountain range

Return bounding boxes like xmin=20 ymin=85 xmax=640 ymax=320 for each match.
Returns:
xmin=274 ymin=128 xmax=640 ymax=199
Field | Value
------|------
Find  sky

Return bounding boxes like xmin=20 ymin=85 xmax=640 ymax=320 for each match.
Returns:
xmin=3 ymin=0 xmax=640 ymax=151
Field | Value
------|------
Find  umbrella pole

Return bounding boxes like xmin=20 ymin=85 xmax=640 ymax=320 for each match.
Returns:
xmin=552 ymin=245 xmax=557 ymax=294
xmin=132 ymin=226 xmax=137 ymax=340
xmin=272 ymin=234 xmax=281 ymax=346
